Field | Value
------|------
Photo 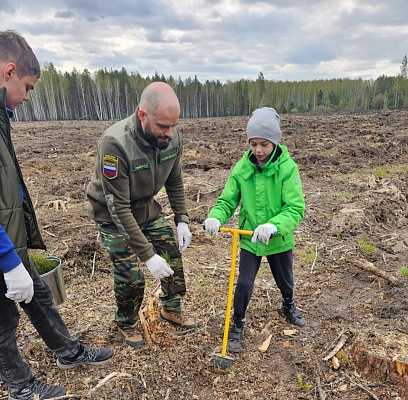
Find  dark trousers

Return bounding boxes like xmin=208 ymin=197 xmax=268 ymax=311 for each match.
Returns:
xmin=233 ymin=248 xmax=294 ymax=322
xmin=0 ymin=263 xmax=80 ymax=392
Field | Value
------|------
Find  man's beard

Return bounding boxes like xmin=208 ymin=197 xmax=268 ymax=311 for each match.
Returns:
xmin=143 ymin=127 xmax=170 ymax=150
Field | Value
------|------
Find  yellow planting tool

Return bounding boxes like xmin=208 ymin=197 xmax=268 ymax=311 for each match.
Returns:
xmin=213 ymin=227 xmax=253 ymax=371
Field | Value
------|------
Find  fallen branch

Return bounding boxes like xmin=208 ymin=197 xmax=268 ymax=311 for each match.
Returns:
xmin=91 ymin=232 xmax=100 ymax=278
xmin=171 ymin=328 xmax=197 ymax=337
xmin=201 ymin=266 xmax=230 ymax=272
xmin=315 ymin=377 xmax=325 ymax=400
xmin=342 ymin=373 xmax=379 ymax=400
xmin=354 ymin=259 xmax=398 ymax=285
xmin=304 ymin=377 xmax=346 ymax=398
xmin=43 ymin=230 xmax=57 ymax=238
xmin=322 ymin=332 xmax=349 ymax=361
xmin=87 ymin=372 xmax=132 ymax=396
xmin=266 ymin=288 xmax=271 ymax=306
xmin=310 ymin=243 xmax=318 ymax=273
xmin=70 ymin=223 xmax=96 ymax=230
xmin=91 ymin=251 xmax=97 ymax=277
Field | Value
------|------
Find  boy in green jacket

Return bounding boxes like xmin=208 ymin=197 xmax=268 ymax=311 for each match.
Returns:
xmin=203 ymin=107 xmax=306 ymax=353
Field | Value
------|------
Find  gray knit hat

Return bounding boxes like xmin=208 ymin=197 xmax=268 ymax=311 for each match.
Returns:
xmin=246 ymin=107 xmax=282 ymax=144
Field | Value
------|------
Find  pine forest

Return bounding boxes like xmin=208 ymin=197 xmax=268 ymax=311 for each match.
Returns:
xmin=13 ymin=57 xmax=408 ymax=121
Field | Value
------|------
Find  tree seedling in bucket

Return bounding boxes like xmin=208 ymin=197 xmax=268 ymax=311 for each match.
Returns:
xmin=30 ymin=253 xmax=59 ymax=275
xmin=30 ymin=253 xmax=67 ymax=306
xmin=211 ymin=227 xmax=253 ymax=372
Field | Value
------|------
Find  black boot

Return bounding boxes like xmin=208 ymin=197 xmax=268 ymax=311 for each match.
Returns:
xmin=227 ymin=322 xmax=245 ymax=353
xmin=282 ymin=302 xmax=307 ymax=327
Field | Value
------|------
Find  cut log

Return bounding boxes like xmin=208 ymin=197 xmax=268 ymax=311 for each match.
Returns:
xmin=353 ymin=259 xmax=398 ymax=285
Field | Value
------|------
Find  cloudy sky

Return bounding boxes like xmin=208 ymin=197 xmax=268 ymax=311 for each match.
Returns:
xmin=3 ymin=0 xmax=408 ymax=83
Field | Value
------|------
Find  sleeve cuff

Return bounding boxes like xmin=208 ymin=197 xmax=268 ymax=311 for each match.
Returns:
xmin=0 ymin=250 xmax=22 ymax=273
xmin=174 ymin=214 xmax=189 ymax=225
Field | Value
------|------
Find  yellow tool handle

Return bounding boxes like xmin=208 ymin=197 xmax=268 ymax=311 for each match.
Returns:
xmin=219 ymin=227 xmax=253 ymax=236
xmin=220 ymin=228 xmax=252 ymax=357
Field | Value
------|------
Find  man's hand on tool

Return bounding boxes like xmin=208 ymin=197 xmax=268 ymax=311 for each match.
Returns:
xmin=203 ymin=218 xmax=221 ymax=236
xmin=145 ymin=255 xmax=174 ymax=279
xmin=251 ymin=223 xmax=277 ymax=244
xmin=4 ymin=262 xmax=34 ymax=303
xmin=177 ymin=222 xmax=192 ymax=251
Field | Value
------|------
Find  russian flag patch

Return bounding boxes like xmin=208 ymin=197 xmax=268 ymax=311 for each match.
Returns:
xmin=103 ymin=154 xmax=118 ymax=179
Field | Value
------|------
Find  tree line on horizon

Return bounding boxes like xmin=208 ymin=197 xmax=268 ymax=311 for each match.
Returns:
xmin=13 ymin=58 xmax=408 ymax=122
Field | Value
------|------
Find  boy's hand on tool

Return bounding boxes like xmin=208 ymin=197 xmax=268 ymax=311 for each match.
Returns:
xmin=145 ymin=255 xmax=174 ymax=279
xmin=203 ymin=218 xmax=221 ymax=236
xmin=251 ymin=223 xmax=277 ymax=244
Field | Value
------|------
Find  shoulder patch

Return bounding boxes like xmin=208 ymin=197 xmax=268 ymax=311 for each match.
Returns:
xmin=103 ymin=154 xmax=118 ymax=179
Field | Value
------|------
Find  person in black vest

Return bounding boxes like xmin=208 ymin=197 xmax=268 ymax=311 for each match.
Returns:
xmin=0 ymin=30 xmax=113 ymax=400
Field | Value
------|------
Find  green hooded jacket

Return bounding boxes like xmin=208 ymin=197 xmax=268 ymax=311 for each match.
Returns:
xmin=208 ymin=144 xmax=305 ymax=256
xmin=0 ymin=87 xmax=46 ymax=274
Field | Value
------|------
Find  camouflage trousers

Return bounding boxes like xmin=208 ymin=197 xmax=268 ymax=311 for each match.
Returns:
xmin=98 ymin=215 xmax=186 ymax=330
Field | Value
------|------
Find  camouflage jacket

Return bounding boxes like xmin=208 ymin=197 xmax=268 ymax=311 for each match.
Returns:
xmin=87 ymin=111 xmax=189 ymax=262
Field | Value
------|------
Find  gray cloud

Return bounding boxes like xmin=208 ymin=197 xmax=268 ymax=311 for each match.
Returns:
xmin=2 ymin=0 xmax=406 ymax=82
xmin=0 ymin=1 xmax=17 ymax=13
xmin=54 ymin=10 xmax=76 ymax=19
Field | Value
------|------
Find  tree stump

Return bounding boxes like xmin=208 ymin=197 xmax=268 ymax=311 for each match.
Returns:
xmin=350 ymin=340 xmax=407 ymax=398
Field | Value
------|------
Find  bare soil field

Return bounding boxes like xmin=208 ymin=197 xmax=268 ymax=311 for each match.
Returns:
xmin=1 ymin=111 xmax=407 ymax=400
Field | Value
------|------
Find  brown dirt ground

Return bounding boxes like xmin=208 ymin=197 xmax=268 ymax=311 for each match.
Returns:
xmin=1 ymin=111 xmax=407 ymax=400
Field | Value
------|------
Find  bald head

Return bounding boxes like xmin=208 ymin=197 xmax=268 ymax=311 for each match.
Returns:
xmin=139 ymin=82 xmax=180 ymax=116
xmin=137 ymin=82 xmax=180 ymax=149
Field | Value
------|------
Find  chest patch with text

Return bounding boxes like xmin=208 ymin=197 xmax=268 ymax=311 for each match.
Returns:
xmin=132 ymin=162 xmax=151 ymax=172
xmin=160 ymin=152 xmax=178 ymax=163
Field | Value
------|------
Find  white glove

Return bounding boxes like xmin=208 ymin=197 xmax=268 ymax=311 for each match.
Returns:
xmin=177 ymin=222 xmax=192 ymax=251
xmin=4 ymin=262 xmax=34 ymax=303
xmin=251 ymin=223 xmax=277 ymax=245
xmin=203 ymin=218 xmax=220 ymax=236
xmin=145 ymin=254 xmax=174 ymax=279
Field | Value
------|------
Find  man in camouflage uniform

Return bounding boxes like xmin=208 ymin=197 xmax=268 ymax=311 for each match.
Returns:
xmin=87 ymin=82 xmax=196 ymax=348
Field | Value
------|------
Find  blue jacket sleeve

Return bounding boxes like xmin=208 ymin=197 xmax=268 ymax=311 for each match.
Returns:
xmin=0 ymin=225 xmax=22 ymax=273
